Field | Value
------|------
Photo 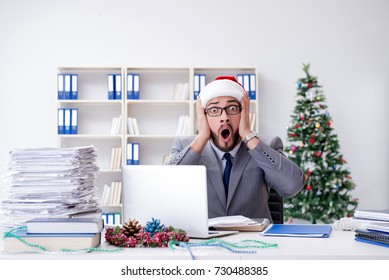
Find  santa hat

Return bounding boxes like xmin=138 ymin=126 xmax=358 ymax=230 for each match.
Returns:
xmin=199 ymin=76 xmax=245 ymax=108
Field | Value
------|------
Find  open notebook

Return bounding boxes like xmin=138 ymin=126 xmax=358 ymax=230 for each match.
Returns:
xmin=121 ymin=165 xmax=237 ymax=238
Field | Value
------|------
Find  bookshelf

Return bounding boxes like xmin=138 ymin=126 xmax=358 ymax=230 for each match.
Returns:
xmin=57 ymin=66 xmax=258 ymax=222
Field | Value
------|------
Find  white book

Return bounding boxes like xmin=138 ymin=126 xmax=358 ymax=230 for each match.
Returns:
xmin=127 ymin=117 xmax=134 ymax=135
xmin=109 ymin=147 xmax=116 ymax=170
xmin=110 ymin=117 xmax=118 ymax=135
xmin=116 ymin=115 xmax=122 ymax=135
xmin=102 ymin=184 xmax=111 ymax=205
xmin=132 ymin=118 xmax=140 ymax=135
xmin=115 ymin=147 xmax=122 ymax=170
xmin=115 ymin=182 xmax=122 ymax=205
xmin=112 ymin=147 xmax=118 ymax=170
xmin=109 ymin=181 xmax=117 ymax=205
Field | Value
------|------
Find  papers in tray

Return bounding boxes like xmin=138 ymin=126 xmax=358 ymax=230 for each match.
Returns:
xmin=261 ymin=224 xmax=332 ymax=238
xmin=208 ymin=215 xmax=270 ymax=232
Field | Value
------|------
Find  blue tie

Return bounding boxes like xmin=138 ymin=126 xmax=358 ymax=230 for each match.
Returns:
xmin=223 ymin=153 xmax=233 ymax=196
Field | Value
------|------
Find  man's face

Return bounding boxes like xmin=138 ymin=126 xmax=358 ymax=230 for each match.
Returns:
xmin=205 ymin=96 xmax=241 ymax=152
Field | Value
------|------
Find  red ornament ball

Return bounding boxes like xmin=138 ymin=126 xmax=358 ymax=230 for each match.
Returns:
xmin=306 ymin=185 xmax=312 ymax=191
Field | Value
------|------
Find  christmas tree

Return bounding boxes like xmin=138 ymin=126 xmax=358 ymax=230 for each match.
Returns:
xmin=284 ymin=63 xmax=358 ymax=224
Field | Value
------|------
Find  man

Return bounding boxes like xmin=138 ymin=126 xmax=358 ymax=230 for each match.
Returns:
xmin=168 ymin=76 xmax=304 ymax=221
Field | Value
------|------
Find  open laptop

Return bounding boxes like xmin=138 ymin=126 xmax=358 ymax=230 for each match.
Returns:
xmin=121 ymin=165 xmax=237 ymax=239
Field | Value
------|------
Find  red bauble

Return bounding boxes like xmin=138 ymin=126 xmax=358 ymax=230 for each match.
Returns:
xmin=306 ymin=185 xmax=312 ymax=191
xmin=327 ymin=121 xmax=331 ymax=126
xmin=308 ymin=82 xmax=312 ymax=88
xmin=309 ymin=138 xmax=315 ymax=144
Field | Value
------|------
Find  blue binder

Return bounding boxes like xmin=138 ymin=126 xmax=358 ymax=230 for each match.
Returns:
xmin=107 ymin=74 xmax=115 ymax=100
xmin=71 ymin=74 xmax=78 ymax=100
xmin=57 ymin=74 xmax=65 ymax=100
xmin=64 ymin=74 xmax=71 ymax=99
xmin=262 ymin=224 xmax=332 ymax=238
xmin=57 ymin=108 xmax=65 ymax=134
xmin=133 ymin=74 xmax=140 ymax=100
xmin=64 ymin=109 xmax=71 ymax=134
xmin=127 ymin=74 xmax=134 ymax=99
xmin=70 ymin=108 xmax=78 ymax=134
xmin=249 ymin=74 xmax=256 ymax=99
xmin=115 ymin=74 xmax=122 ymax=100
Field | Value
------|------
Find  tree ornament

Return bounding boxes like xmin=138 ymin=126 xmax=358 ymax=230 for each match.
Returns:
xmin=120 ymin=218 xmax=142 ymax=237
xmin=306 ymin=185 xmax=312 ymax=191
xmin=291 ymin=145 xmax=297 ymax=152
xmin=289 ymin=150 xmax=294 ymax=155
xmin=309 ymin=138 xmax=315 ymax=144
xmin=315 ymin=122 xmax=321 ymax=129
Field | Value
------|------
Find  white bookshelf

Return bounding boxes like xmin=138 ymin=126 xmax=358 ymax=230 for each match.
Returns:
xmin=57 ymin=66 xmax=259 ymax=218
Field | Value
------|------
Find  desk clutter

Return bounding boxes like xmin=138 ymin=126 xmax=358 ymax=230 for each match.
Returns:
xmin=0 ymin=145 xmax=101 ymax=230
xmin=333 ymin=208 xmax=389 ymax=248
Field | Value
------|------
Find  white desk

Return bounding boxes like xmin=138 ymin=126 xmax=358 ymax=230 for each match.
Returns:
xmin=1 ymin=229 xmax=388 ymax=260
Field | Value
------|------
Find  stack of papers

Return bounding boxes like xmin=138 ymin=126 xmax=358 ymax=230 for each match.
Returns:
xmin=208 ymin=215 xmax=270 ymax=232
xmin=0 ymin=146 xmax=100 ymax=229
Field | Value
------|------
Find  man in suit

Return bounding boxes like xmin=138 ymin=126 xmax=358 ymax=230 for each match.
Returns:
xmin=168 ymin=76 xmax=304 ymax=221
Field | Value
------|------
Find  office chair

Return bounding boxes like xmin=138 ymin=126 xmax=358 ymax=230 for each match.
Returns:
xmin=268 ymin=188 xmax=284 ymax=224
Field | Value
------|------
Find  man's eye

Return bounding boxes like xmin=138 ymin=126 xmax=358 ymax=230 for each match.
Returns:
xmin=209 ymin=108 xmax=220 ymax=114
xmin=228 ymin=106 xmax=238 ymax=112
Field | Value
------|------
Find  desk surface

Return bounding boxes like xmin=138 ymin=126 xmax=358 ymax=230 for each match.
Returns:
xmin=1 ymin=229 xmax=388 ymax=260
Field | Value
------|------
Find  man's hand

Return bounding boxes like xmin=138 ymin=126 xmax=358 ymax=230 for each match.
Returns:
xmin=239 ymin=91 xmax=252 ymax=139
xmin=190 ymin=97 xmax=210 ymax=154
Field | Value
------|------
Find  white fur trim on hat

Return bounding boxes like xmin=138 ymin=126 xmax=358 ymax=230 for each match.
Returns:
xmin=199 ymin=79 xmax=245 ymax=108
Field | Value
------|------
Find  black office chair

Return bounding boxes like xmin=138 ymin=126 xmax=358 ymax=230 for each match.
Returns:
xmin=268 ymin=188 xmax=284 ymax=224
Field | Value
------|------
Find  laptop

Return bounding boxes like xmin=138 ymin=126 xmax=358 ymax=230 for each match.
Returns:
xmin=121 ymin=165 xmax=237 ymax=239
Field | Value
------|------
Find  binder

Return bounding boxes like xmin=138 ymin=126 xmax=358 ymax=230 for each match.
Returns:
xmin=71 ymin=74 xmax=78 ymax=99
xmin=132 ymin=142 xmax=140 ymax=165
xmin=237 ymin=74 xmax=244 ymax=87
xmin=354 ymin=229 xmax=389 ymax=248
xmin=126 ymin=142 xmax=133 ymax=165
xmin=249 ymin=74 xmax=256 ymax=99
xmin=200 ymin=74 xmax=206 ymax=93
xmin=243 ymin=74 xmax=250 ymax=95
xmin=64 ymin=74 xmax=71 ymax=99
xmin=194 ymin=74 xmax=200 ymax=100
xmin=133 ymin=74 xmax=140 ymax=99
xmin=261 ymin=224 xmax=332 ymax=238
xmin=70 ymin=108 xmax=78 ymax=134
xmin=107 ymin=74 xmax=115 ymax=100
xmin=57 ymin=74 xmax=65 ymax=99
xmin=127 ymin=74 xmax=134 ymax=99
xmin=57 ymin=108 xmax=65 ymax=134
xmin=115 ymin=74 xmax=122 ymax=100
xmin=64 ymin=108 xmax=71 ymax=134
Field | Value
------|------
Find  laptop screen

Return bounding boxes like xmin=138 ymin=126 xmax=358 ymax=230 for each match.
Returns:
xmin=121 ymin=165 xmax=209 ymax=237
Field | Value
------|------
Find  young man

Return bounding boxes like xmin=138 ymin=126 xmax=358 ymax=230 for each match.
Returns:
xmin=168 ymin=76 xmax=304 ymax=221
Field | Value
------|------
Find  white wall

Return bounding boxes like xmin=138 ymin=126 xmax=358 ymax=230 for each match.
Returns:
xmin=1 ymin=0 xmax=388 ymax=209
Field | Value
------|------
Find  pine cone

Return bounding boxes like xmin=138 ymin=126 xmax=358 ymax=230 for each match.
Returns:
xmin=120 ymin=219 xmax=142 ymax=237
xmin=144 ymin=218 xmax=164 ymax=237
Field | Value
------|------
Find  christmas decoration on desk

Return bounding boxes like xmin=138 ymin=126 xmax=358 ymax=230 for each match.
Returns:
xmin=105 ymin=217 xmax=189 ymax=248
xmin=284 ymin=63 xmax=358 ymax=224
xmin=168 ymin=238 xmax=278 ymax=260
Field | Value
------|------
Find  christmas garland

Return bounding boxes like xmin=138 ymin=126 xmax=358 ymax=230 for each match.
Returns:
xmin=105 ymin=218 xmax=189 ymax=248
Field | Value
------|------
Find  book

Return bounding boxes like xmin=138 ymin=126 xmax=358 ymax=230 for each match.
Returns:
xmin=354 ymin=229 xmax=389 ymax=248
xmin=354 ymin=209 xmax=389 ymax=222
xmin=26 ymin=217 xmax=103 ymax=234
xmin=208 ymin=215 xmax=270 ymax=232
xmin=4 ymin=228 xmax=101 ymax=252
xmin=261 ymin=224 xmax=332 ymax=238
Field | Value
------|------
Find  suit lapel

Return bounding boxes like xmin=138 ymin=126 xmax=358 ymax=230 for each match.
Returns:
xmin=201 ymin=142 xmax=227 ymax=209
xmin=226 ymin=144 xmax=251 ymax=208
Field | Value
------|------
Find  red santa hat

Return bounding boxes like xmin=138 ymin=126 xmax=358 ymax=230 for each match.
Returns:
xmin=199 ymin=76 xmax=245 ymax=108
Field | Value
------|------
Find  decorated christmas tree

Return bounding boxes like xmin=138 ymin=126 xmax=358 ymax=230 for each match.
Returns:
xmin=284 ymin=63 xmax=358 ymax=224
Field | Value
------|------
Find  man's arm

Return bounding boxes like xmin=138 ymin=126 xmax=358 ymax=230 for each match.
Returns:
xmin=249 ymin=135 xmax=305 ymax=198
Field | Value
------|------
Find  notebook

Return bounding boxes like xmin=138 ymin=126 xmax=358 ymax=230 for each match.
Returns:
xmin=121 ymin=165 xmax=237 ymax=238
xmin=260 ymin=224 xmax=332 ymax=238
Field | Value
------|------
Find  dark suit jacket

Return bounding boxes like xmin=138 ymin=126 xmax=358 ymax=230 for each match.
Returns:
xmin=168 ymin=135 xmax=305 ymax=221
